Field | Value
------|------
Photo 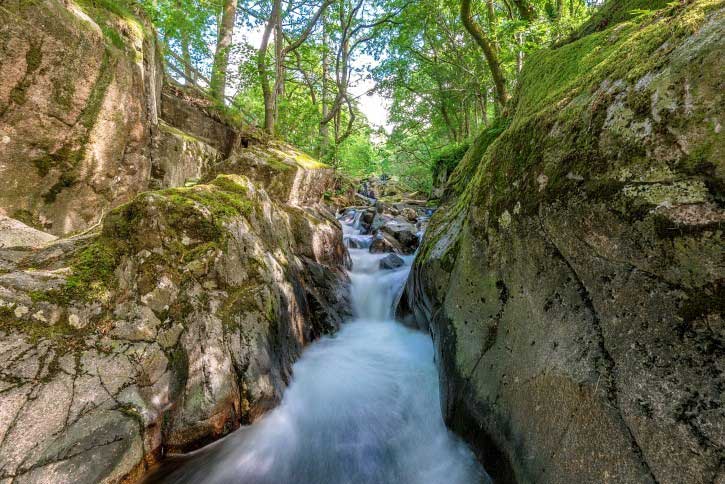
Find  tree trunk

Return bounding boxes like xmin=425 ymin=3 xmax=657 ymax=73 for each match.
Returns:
xmin=180 ymin=30 xmax=194 ymax=84
xmin=273 ymin=8 xmax=284 ymax=130
xmin=210 ymin=0 xmax=238 ymax=100
xmin=516 ymin=32 xmax=524 ymax=73
xmin=460 ymin=0 xmax=510 ymax=110
xmin=318 ymin=19 xmax=330 ymax=157
xmin=258 ymin=0 xmax=280 ymax=134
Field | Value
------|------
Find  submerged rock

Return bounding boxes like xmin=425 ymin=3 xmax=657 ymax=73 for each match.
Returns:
xmin=399 ymin=4 xmax=724 ymax=484
xmin=401 ymin=207 xmax=418 ymax=222
xmin=379 ymin=254 xmax=405 ymax=270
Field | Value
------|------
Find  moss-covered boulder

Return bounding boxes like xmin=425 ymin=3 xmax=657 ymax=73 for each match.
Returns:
xmin=0 ymin=0 xmax=164 ymax=236
xmin=0 ymin=175 xmax=351 ymax=483
xmin=400 ymin=2 xmax=724 ymax=483
xmin=210 ymin=139 xmax=337 ymax=206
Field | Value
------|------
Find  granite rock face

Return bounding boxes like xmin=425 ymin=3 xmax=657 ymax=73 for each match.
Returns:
xmin=0 ymin=175 xmax=351 ymax=483
xmin=399 ymin=3 xmax=724 ymax=484
xmin=0 ymin=0 xmax=163 ymax=235
xmin=0 ymin=0 xmax=338 ymax=236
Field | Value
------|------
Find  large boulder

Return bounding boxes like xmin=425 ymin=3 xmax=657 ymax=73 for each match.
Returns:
xmin=369 ymin=232 xmax=404 ymax=254
xmin=380 ymin=219 xmax=419 ymax=254
xmin=399 ymin=3 xmax=724 ymax=484
xmin=209 ymin=139 xmax=336 ymax=206
xmin=0 ymin=175 xmax=351 ymax=482
xmin=0 ymin=0 xmax=163 ymax=236
xmin=0 ymin=215 xmax=57 ymax=249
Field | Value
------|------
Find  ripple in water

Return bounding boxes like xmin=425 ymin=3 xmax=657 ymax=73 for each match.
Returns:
xmin=147 ymin=211 xmax=489 ymax=484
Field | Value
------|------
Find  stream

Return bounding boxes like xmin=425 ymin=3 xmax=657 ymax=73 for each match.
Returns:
xmin=146 ymin=210 xmax=489 ymax=484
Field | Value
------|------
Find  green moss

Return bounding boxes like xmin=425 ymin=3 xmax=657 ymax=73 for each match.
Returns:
xmin=8 ymin=41 xmax=43 ymax=106
xmin=80 ymin=48 xmax=114 ymax=131
xmin=266 ymin=157 xmax=294 ymax=172
xmin=11 ymin=209 xmax=41 ymax=228
xmin=102 ymin=176 xmax=257 ymax=260
xmin=66 ymin=241 xmax=119 ymax=300
xmin=517 ymin=0 xmax=721 ymax=120
xmin=31 ymin=240 xmax=119 ymax=305
xmin=432 ymin=142 xmax=471 ymax=186
xmin=159 ymin=121 xmax=205 ymax=143
xmin=445 ymin=123 xmax=507 ymax=199
xmin=182 ymin=241 xmax=219 ymax=263
xmin=575 ymin=0 xmax=673 ymax=39
xmin=0 ymin=315 xmax=88 ymax=347
xmin=292 ymin=150 xmax=329 ymax=169
xmin=74 ymin=0 xmax=146 ymax=50
xmin=51 ymin=75 xmax=76 ymax=110
xmin=161 ymin=176 xmax=255 ymax=225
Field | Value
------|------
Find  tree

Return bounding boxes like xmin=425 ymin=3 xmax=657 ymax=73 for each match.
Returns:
xmin=256 ymin=0 xmax=333 ymax=134
xmin=460 ymin=0 xmax=510 ymax=109
xmin=210 ymin=0 xmax=239 ymax=99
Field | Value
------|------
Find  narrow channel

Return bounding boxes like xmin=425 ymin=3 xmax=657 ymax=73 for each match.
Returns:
xmin=147 ymin=209 xmax=489 ymax=484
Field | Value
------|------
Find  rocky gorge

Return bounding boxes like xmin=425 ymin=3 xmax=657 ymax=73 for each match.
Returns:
xmin=0 ymin=0 xmax=722 ymax=483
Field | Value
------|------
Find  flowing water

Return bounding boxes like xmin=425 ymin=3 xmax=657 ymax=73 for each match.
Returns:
xmin=148 ymin=210 xmax=488 ymax=484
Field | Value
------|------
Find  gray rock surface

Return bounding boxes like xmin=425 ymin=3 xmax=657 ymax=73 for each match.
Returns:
xmin=398 ymin=4 xmax=724 ymax=484
xmin=379 ymin=254 xmax=404 ymax=270
xmin=0 ymin=215 xmax=57 ymax=248
xmin=0 ymin=176 xmax=350 ymax=483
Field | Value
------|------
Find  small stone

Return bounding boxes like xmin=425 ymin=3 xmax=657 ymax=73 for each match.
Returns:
xmin=68 ymin=313 xmax=84 ymax=329
xmin=32 ymin=310 xmax=47 ymax=323
xmin=157 ymin=324 xmax=184 ymax=349
xmin=14 ymin=305 xmax=29 ymax=318
xmin=379 ymin=254 xmax=405 ymax=270
xmin=537 ymin=173 xmax=549 ymax=191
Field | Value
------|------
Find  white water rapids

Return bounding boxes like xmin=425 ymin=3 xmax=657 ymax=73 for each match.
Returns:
xmin=149 ymin=210 xmax=489 ymax=484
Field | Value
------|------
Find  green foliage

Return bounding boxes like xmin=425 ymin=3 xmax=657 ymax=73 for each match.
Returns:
xmin=30 ymin=241 xmax=120 ymax=305
xmin=133 ymin=0 xmax=605 ymax=197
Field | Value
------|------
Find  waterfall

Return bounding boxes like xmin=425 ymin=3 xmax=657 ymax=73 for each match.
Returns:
xmin=147 ymin=209 xmax=489 ymax=484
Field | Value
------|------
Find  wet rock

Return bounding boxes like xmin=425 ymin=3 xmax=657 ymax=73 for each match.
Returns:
xmin=401 ymin=207 xmax=418 ymax=222
xmin=380 ymin=219 xmax=419 ymax=254
xmin=379 ymin=254 xmax=404 ymax=270
xmin=359 ymin=208 xmax=376 ymax=234
xmin=345 ymin=235 xmax=371 ymax=249
xmin=369 ymin=232 xmax=403 ymax=254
